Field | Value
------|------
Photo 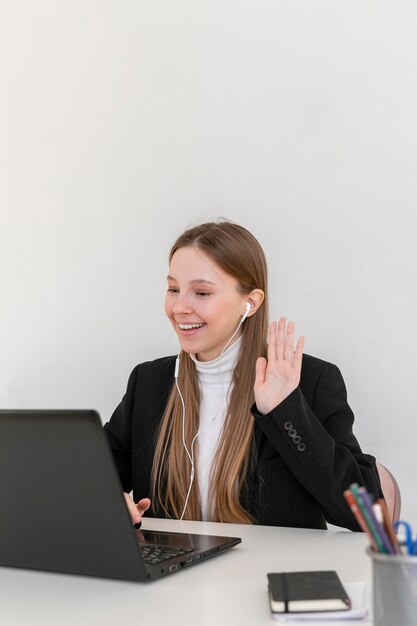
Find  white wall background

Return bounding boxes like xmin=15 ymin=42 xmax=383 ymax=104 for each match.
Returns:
xmin=1 ymin=1 xmax=416 ymax=522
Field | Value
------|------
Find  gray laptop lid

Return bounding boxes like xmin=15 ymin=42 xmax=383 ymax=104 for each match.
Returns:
xmin=0 ymin=410 xmax=148 ymax=581
xmin=0 ymin=410 xmax=241 ymax=582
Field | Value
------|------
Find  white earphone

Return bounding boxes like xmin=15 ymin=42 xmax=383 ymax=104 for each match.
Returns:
xmin=241 ymin=301 xmax=251 ymax=322
xmin=174 ymin=359 xmax=197 ymax=519
xmin=175 ymin=300 xmax=252 ymax=519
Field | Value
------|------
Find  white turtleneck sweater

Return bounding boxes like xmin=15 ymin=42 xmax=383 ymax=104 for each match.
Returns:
xmin=190 ymin=336 xmax=242 ymax=521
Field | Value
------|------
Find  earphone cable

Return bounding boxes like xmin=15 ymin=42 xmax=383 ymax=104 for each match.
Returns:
xmin=175 ymin=307 xmax=249 ymax=520
xmin=176 ymin=364 xmax=199 ymax=520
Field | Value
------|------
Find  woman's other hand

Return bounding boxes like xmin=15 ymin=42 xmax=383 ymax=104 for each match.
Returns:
xmin=254 ymin=317 xmax=304 ymax=415
xmin=123 ymin=493 xmax=151 ymax=525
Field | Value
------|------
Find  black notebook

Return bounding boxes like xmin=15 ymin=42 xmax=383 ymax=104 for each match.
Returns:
xmin=267 ymin=570 xmax=351 ymax=614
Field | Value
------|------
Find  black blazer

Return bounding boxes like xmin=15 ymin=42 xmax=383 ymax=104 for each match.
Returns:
xmin=104 ymin=353 xmax=381 ymax=531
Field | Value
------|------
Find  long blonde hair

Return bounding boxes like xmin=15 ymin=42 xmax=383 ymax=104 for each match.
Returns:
xmin=151 ymin=221 xmax=269 ymax=523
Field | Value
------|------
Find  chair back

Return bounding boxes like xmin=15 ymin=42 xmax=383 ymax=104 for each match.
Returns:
xmin=376 ymin=462 xmax=401 ymax=524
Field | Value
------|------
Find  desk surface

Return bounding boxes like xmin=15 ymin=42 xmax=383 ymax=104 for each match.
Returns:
xmin=0 ymin=519 xmax=372 ymax=626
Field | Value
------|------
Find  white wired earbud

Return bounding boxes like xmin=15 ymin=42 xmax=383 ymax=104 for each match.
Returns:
xmin=175 ymin=353 xmax=199 ymax=520
xmin=175 ymin=300 xmax=252 ymax=520
xmin=242 ymin=301 xmax=251 ymax=322
xmin=219 ymin=301 xmax=251 ymax=356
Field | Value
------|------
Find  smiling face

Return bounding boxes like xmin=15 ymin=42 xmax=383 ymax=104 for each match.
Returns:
xmin=165 ymin=246 xmax=248 ymax=362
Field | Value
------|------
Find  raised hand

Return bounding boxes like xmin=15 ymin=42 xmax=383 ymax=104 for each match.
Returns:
xmin=254 ymin=317 xmax=305 ymax=415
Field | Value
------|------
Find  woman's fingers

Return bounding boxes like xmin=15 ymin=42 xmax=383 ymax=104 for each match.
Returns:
xmin=276 ymin=317 xmax=286 ymax=361
xmin=284 ymin=321 xmax=295 ymax=361
xmin=136 ymin=498 xmax=151 ymax=517
xmin=255 ymin=318 xmax=305 ymax=414
xmin=267 ymin=317 xmax=304 ymax=369
xmin=123 ymin=493 xmax=151 ymax=525
xmin=294 ymin=335 xmax=305 ymax=369
xmin=267 ymin=320 xmax=278 ymax=363
xmin=255 ymin=357 xmax=267 ymax=388
xmin=124 ymin=493 xmax=141 ymax=524
xmin=269 ymin=317 xmax=297 ymax=363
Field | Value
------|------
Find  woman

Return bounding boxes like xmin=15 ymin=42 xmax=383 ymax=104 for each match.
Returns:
xmin=104 ymin=220 xmax=381 ymax=530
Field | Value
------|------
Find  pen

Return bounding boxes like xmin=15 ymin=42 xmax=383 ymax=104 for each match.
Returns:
xmin=358 ymin=487 xmax=395 ymax=555
xmin=349 ymin=484 xmax=391 ymax=554
xmin=344 ymin=488 xmax=378 ymax=551
xmin=374 ymin=499 xmax=401 ymax=554
xmin=394 ymin=521 xmax=417 ymax=556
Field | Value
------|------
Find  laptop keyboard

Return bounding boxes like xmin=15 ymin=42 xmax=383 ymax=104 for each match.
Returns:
xmin=140 ymin=543 xmax=194 ymax=565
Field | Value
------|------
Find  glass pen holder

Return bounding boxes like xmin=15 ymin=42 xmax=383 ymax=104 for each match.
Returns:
xmin=367 ymin=547 xmax=417 ymax=626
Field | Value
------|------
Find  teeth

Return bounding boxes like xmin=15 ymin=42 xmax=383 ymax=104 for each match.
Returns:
xmin=178 ymin=323 xmax=205 ymax=330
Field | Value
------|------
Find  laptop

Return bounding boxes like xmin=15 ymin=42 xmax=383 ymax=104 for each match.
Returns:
xmin=0 ymin=410 xmax=241 ymax=581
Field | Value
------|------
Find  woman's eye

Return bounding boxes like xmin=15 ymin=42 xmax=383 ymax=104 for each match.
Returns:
xmin=167 ymin=287 xmax=179 ymax=293
xmin=196 ymin=292 xmax=210 ymax=297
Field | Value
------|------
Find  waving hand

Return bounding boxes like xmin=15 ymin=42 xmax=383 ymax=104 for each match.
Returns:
xmin=254 ymin=317 xmax=305 ymax=415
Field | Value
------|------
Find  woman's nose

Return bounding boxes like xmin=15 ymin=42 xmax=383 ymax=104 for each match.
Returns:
xmin=172 ymin=293 xmax=192 ymax=314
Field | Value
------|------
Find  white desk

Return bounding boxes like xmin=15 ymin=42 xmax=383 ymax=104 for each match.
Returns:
xmin=0 ymin=519 xmax=372 ymax=626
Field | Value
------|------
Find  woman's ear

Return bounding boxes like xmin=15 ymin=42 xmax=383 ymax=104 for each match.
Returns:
xmin=245 ymin=289 xmax=265 ymax=317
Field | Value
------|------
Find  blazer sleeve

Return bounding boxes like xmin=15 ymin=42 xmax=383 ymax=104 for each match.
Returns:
xmin=251 ymin=362 xmax=382 ymax=530
xmin=103 ymin=365 xmax=139 ymax=493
